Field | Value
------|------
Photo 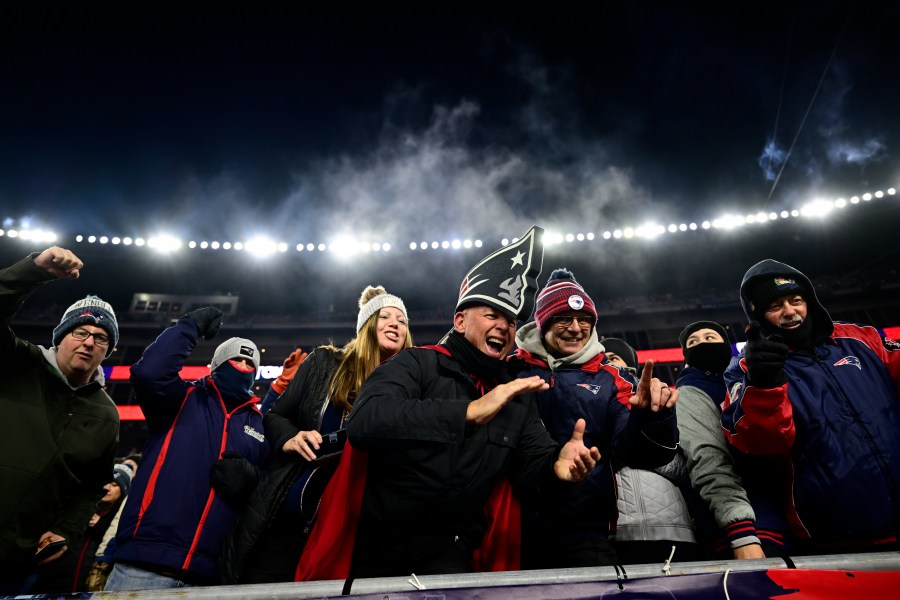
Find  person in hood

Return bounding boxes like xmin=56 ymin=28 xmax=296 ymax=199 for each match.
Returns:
xmin=0 ymin=247 xmax=120 ymax=595
xmin=105 ymin=308 xmax=268 ymax=590
xmin=722 ymin=259 xmax=900 ymax=555
xmin=513 ymin=268 xmax=679 ymax=568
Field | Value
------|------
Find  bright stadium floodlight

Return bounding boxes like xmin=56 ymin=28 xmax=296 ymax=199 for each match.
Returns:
xmin=463 ymin=239 xmax=473 ymax=248
xmin=211 ymin=241 xmax=220 ymax=250
xmin=75 ymin=234 xmax=84 ymax=242
xmin=850 ymin=196 xmax=860 ymax=204
xmin=755 ymin=212 xmax=767 ymax=222
xmin=501 ymin=238 xmax=509 ymax=246
xmin=586 ymin=232 xmax=594 ymax=240
xmin=409 ymin=242 xmax=417 ymax=250
xmin=623 ymin=227 xmax=634 ymax=239
xmin=317 ymin=243 xmax=327 ymax=252
xmin=199 ymin=241 xmax=208 ymax=249
xmin=277 ymin=242 xmax=288 ymax=253
xmin=634 ymin=224 xmax=658 ymax=239
xmin=111 ymin=237 xmax=120 ymax=245
xmin=245 ymin=236 xmax=277 ymax=256
xmin=87 ymin=235 xmax=97 ymax=243
xmin=372 ymin=243 xmax=381 ymax=252
xmin=613 ymin=229 xmax=622 ymax=239
xmin=306 ymin=243 xmax=315 ymax=252
xmin=189 ymin=241 xmax=197 ymax=248
xmin=123 ymin=237 xmax=133 ymax=245
xmin=148 ymin=234 xmax=181 ymax=253
xmin=565 ymin=233 xmax=575 ymax=242
xmin=224 ymin=242 xmax=234 ymax=250
xmin=701 ymin=221 xmax=711 ymax=229
xmin=383 ymin=243 xmax=391 ymax=252
xmin=576 ymin=233 xmax=585 ymax=241
xmin=99 ymin=236 xmax=109 ymax=244
xmin=296 ymin=243 xmax=305 ymax=252
xmin=801 ymin=199 xmax=833 ymax=218
xmin=875 ymin=190 xmax=884 ymax=198
xmin=234 ymin=242 xmax=244 ymax=251
xmin=768 ymin=213 xmax=778 ymax=220
xmin=431 ymin=241 xmax=439 ymax=249
xmin=441 ymin=241 xmax=450 ymax=249
xmin=790 ymin=209 xmax=800 ymax=217
xmin=834 ymin=198 xmax=847 ymax=208
xmin=327 ymin=236 xmax=358 ymax=259
xmin=863 ymin=193 xmax=872 ymax=201
xmin=474 ymin=240 xmax=482 ymax=247
xmin=452 ymin=239 xmax=462 ymax=249
xmin=689 ymin=223 xmax=697 ymax=230
xmin=135 ymin=238 xmax=145 ymax=246
xmin=888 ymin=188 xmax=896 ymax=195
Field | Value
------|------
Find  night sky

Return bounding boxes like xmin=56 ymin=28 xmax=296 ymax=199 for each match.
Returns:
xmin=2 ymin=2 xmax=899 ymax=314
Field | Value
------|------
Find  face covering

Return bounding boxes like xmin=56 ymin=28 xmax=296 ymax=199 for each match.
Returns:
xmin=779 ymin=315 xmax=814 ymax=351
xmin=683 ymin=342 xmax=734 ymax=374
xmin=211 ymin=359 xmax=255 ymax=406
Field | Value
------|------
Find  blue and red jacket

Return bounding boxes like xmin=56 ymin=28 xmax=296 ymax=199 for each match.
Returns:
xmin=722 ymin=259 xmax=900 ymax=551
xmin=114 ymin=318 xmax=268 ymax=580
xmin=513 ymin=344 xmax=678 ymax=543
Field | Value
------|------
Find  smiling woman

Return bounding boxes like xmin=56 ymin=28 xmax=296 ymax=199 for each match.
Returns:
xmin=223 ymin=285 xmax=413 ymax=583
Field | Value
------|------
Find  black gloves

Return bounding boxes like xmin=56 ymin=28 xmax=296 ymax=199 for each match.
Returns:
xmin=185 ymin=307 xmax=224 ymax=340
xmin=744 ymin=321 xmax=789 ymax=388
xmin=210 ymin=451 xmax=260 ymax=506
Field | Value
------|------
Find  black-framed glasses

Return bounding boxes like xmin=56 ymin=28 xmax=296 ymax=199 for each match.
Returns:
xmin=550 ymin=315 xmax=595 ymax=328
xmin=70 ymin=328 xmax=110 ymax=347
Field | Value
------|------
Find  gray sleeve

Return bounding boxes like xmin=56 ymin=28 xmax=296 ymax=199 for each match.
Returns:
xmin=677 ymin=385 xmax=758 ymax=540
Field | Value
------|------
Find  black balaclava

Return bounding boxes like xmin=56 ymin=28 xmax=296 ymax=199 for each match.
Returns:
xmin=211 ymin=360 xmax=255 ymax=410
xmin=779 ymin=315 xmax=815 ymax=352
xmin=684 ymin=342 xmax=734 ymax=374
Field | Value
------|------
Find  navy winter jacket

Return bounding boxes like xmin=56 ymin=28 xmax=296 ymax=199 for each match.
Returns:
xmin=723 ymin=259 xmax=900 ymax=550
xmin=114 ymin=318 xmax=268 ymax=580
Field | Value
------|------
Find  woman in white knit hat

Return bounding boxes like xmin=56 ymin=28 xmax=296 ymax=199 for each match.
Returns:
xmin=222 ymin=285 xmax=412 ymax=584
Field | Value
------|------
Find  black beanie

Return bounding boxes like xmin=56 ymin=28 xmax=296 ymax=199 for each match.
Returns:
xmin=601 ymin=337 xmax=637 ymax=369
xmin=679 ymin=321 xmax=730 ymax=349
xmin=747 ymin=276 xmax=805 ymax=316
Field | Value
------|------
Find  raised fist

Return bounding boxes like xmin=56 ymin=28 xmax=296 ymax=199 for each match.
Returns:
xmin=185 ymin=307 xmax=224 ymax=340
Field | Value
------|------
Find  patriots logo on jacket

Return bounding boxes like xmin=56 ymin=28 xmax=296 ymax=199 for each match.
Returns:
xmin=834 ymin=356 xmax=862 ymax=370
xmin=577 ymin=383 xmax=602 ymax=395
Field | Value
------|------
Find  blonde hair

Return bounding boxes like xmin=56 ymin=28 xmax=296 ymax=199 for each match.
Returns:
xmin=324 ymin=286 xmax=413 ymax=413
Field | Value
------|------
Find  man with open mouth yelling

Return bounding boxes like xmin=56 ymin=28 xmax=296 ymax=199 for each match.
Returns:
xmin=341 ymin=226 xmax=604 ymax=579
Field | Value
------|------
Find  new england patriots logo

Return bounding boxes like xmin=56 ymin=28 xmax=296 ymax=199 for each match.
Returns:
xmin=577 ymin=383 xmax=602 ymax=395
xmin=834 ymin=356 xmax=861 ymax=370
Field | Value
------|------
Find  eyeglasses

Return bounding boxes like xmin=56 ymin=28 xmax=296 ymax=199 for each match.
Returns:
xmin=550 ymin=315 xmax=595 ymax=328
xmin=70 ymin=328 xmax=110 ymax=347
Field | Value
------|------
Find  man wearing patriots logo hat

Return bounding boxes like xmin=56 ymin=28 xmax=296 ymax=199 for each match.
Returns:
xmin=513 ymin=268 xmax=679 ymax=568
xmin=336 ymin=226 xmax=603 ymax=578
xmin=0 ymin=247 xmax=119 ymax=594
xmin=106 ymin=308 xmax=268 ymax=590
xmin=722 ymin=258 xmax=900 ymax=556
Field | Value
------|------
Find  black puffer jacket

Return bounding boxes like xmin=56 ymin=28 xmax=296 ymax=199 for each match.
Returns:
xmin=347 ymin=346 xmax=560 ymax=563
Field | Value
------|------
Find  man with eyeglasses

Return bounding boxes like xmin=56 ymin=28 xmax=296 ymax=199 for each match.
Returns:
xmin=513 ymin=268 xmax=679 ymax=568
xmin=0 ymin=247 xmax=120 ymax=594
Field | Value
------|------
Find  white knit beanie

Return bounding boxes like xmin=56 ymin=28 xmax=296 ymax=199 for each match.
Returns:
xmin=356 ymin=286 xmax=408 ymax=333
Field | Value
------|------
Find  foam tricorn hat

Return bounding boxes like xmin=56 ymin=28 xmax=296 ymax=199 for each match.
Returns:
xmin=455 ymin=225 xmax=544 ymax=321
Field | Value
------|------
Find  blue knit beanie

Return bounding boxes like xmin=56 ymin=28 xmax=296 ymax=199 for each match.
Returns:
xmin=52 ymin=295 xmax=119 ymax=357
